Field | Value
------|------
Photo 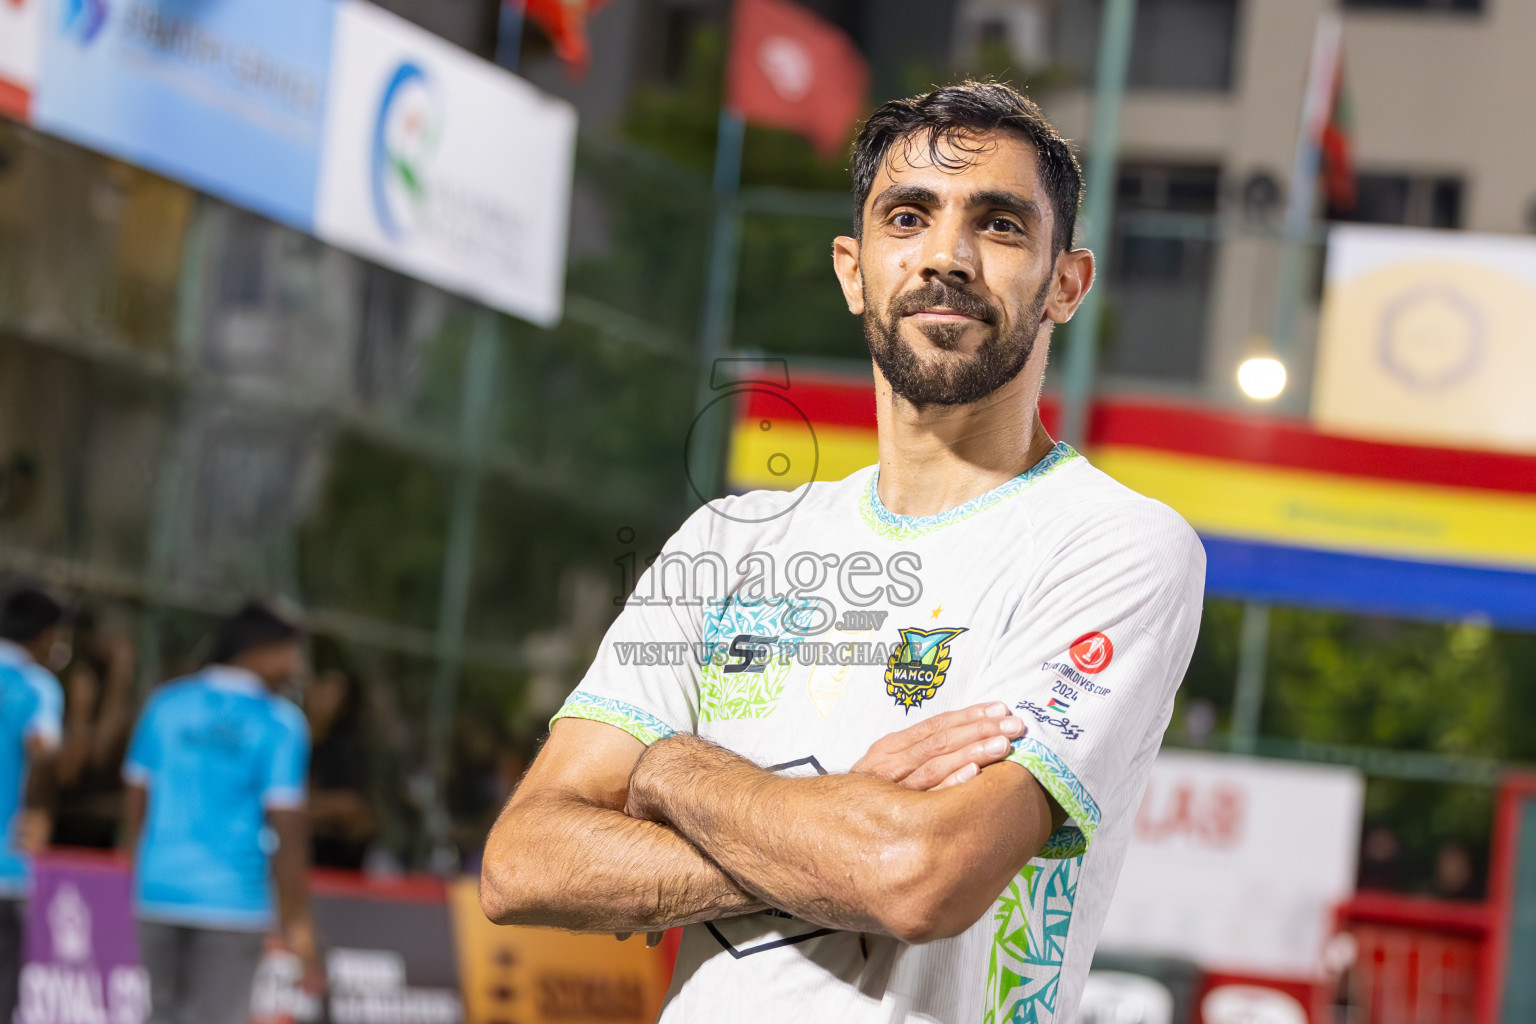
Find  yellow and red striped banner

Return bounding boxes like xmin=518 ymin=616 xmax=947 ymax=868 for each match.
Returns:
xmin=727 ymin=374 xmax=1536 ymax=628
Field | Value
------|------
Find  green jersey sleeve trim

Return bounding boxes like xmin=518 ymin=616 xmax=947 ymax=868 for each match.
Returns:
xmin=550 ymin=691 xmax=677 ymax=745
xmin=1006 ymin=736 xmax=1101 ymax=859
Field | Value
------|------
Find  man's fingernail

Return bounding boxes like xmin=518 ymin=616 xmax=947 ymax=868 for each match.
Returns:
xmin=1000 ymin=717 xmax=1023 ymax=735
xmin=985 ymin=702 xmax=1007 ymax=718
xmin=984 ymin=735 xmax=1009 ymax=755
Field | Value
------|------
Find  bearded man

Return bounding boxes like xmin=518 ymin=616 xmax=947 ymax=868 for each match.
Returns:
xmin=481 ymin=81 xmax=1206 ymax=1024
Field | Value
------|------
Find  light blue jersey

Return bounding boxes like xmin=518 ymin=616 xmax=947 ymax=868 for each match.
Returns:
xmin=123 ymin=666 xmax=310 ymax=930
xmin=0 ymin=640 xmax=62 ymax=897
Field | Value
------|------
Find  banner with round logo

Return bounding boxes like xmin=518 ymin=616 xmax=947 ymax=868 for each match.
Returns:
xmin=315 ymin=0 xmax=577 ymax=328
xmin=1315 ymin=224 xmax=1536 ymax=454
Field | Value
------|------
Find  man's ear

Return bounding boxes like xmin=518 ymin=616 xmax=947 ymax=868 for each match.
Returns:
xmin=1045 ymin=248 xmax=1095 ymax=324
xmin=832 ymin=235 xmax=864 ymax=316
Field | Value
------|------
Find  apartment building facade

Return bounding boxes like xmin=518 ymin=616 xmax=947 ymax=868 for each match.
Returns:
xmin=957 ymin=0 xmax=1533 ymax=407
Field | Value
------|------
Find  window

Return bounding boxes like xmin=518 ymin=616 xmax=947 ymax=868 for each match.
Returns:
xmin=1342 ymin=0 xmax=1482 ymax=12
xmin=1100 ymin=164 xmax=1222 ymax=384
xmin=1331 ymin=173 xmax=1464 ymax=229
xmin=954 ymin=0 xmax=1051 ymax=69
xmin=1054 ymin=0 xmax=1240 ymax=92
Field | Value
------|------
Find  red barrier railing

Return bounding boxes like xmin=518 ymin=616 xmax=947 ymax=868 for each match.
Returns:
xmin=1335 ymin=890 xmax=1492 ymax=1024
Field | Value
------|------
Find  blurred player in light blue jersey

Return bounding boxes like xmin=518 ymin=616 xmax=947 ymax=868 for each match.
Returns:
xmin=123 ymin=602 xmax=316 ymax=1024
xmin=0 ymin=584 xmax=66 ymax=1023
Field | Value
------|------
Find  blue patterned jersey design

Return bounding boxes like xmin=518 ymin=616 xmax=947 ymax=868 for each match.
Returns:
xmin=985 ymin=856 xmax=1081 ymax=1024
xmin=862 ymin=443 xmax=1081 ymax=541
xmin=552 ymin=691 xmax=678 ymax=744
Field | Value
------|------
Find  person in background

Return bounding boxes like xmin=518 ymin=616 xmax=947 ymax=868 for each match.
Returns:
xmin=0 ymin=583 xmax=66 ymax=1023
xmin=1433 ymin=840 xmax=1480 ymax=900
xmin=304 ymin=666 xmax=377 ymax=870
xmin=122 ymin=601 xmax=317 ymax=1024
xmin=1357 ymin=825 xmax=1403 ymax=892
xmin=53 ymin=606 xmax=137 ymax=849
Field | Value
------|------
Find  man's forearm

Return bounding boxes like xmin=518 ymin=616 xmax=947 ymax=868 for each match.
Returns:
xmin=627 ymin=735 xmax=1051 ymax=943
xmin=481 ymin=791 xmax=767 ymax=932
xmin=120 ymin=784 xmax=146 ymax=865
xmin=269 ymin=809 xmax=312 ymax=931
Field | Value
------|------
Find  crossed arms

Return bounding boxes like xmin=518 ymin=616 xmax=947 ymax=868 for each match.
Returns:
xmin=480 ymin=702 xmax=1066 ymax=944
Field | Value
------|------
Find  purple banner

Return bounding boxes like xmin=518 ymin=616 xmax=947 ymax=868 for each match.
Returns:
xmin=18 ymin=855 xmax=149 ymax=1024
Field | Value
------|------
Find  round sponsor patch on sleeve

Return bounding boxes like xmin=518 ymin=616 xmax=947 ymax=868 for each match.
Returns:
xmin=1069 ymin=631 xmax=1113 ymax=674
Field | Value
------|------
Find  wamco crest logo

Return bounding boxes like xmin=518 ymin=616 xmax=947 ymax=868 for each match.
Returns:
xmin=885 ymin=626 xmax=966 ymax=712
xmin=63 ymin=0 xmax=109 ymax=45
xmin=371 ymin=61 xmax=442 ymax=241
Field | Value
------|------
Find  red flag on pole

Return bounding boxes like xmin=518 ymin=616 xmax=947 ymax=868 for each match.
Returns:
xmin=1319 ymin=59 xmax=1356 ymax=212
xmin=727 ymin=0 xmax=870 ymax=159
xmin=1295 ymin=14 xmax=1355 ymax=216
xmin=510 ymin=0 xmax=611 ymax=78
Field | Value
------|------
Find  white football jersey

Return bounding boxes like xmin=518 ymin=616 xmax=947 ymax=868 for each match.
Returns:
xmin=554 ymin=443 xmax=1206 ymax=1024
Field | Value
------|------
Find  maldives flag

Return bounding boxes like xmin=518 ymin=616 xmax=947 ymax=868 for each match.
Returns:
xmin=1320 ymin=59 xmax=1356 ymax=212
xmin=728 ymin=0 xmax=869 ymax=159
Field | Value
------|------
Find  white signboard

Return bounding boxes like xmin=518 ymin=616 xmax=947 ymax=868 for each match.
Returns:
xmin=1097 ymin=749 xmax=1363 ymax=978
xmin=315 ymin=0 xmax=576 ymax=327
xmin=1314 ymin=224 xmax=1536 ymax=454
xmin=0 ymin=0 xmax=45 ymax=117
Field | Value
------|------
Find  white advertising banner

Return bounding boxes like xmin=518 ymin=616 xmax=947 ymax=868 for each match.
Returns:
xmin=1314 ymin=224 xmax=1536 ymax=454
xmin=1097 ymin=749 xmax=1363 ymax=978
xmin=0 ymin=0 xmax=45 ymax=118
xmin=315 ymin=0 xmax=576 ymax=327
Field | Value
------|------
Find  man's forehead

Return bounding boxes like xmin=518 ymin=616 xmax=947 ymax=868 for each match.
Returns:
xmin=871 ymin=130 xmax=1044 ymax=198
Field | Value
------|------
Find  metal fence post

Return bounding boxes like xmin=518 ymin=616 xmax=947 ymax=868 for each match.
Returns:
xmin=1230 ymin=600 xmax=1271 ymax=755
xmin=424 ymin=308 xmax=501 ymax=866
xmin=688 ymin=110 xmax=746 ymax=501
xmin=1058 ymin=0 xmax=1138 ymax=449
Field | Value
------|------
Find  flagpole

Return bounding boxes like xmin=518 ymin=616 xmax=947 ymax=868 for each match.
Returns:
xmin=1266 ymin=12 xmax=1341 ymax=403
xmin=690 ymin=108 xmax=747 ymax=501
xmin=495 ymin=0 xmax=526 ymax=72
xmin=1057 ymin=0 xmax=1137 ymax=450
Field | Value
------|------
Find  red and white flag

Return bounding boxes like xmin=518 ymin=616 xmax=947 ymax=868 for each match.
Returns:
xmin=727 ymin=0 xmax=869 ymax=159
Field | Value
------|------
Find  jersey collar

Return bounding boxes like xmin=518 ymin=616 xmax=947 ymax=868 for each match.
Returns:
xmin=0 ymin=639 xmax=32 ymax=668
xmin=861 ymin=441 xmax=1081 ymax=541
xmin=204 ymin=664 xmax=267 ymax=696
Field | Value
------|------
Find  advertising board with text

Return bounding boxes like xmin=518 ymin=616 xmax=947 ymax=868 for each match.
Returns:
xmin=1096 ymin=749 xmax=1363 ymax=978
xmin=31 ymin=0 xmax=336 ymax=230
xmin=18 ymin=855 xmax=149 ymax=1024
xmin=315 ymin=0 xmax=576 ymax=327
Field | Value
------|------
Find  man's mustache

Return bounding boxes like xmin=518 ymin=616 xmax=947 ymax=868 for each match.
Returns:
xmin=887 ymin=282 xmax=998 ymax=323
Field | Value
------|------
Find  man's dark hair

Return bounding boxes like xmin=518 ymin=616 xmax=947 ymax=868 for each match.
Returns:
xmin=850 ymin=80 xmax=1084 ymax=255
xmin=0 ymin=583 xmax=66 ymax=643
xmin=210 ymin=601 xmax=302 ymax=665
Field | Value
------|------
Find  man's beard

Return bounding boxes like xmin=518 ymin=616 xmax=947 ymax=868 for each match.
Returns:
xmin=863 ymin=275 xmax=1051 ymax=407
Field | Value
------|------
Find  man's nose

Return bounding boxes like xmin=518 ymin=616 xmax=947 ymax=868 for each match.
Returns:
xmin=920 ymin=217 xmax=976 ymax=287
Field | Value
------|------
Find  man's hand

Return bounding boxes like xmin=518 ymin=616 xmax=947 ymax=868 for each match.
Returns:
xmin=284 ymin=915 xmax=325 ymax=993
xmin=15 ymin=810 xmax=50 ymax=855
xmin=852 ymin=702 xmax=1025 ymax=790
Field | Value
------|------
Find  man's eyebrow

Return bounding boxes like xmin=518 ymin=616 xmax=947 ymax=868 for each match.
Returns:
xmin=967 ymin=189 xmax=1043 ymax=224
xmin=869 ymin=184 xmax=1044 ymax=226
xmin=870 ymin=184 xmax=941 ymax=212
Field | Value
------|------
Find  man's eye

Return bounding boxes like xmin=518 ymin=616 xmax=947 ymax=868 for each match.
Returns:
xmin=893 ymin=212 xmax=921 ymax=229
xmin=988 ymin=218 xmax=1019 ymax=233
